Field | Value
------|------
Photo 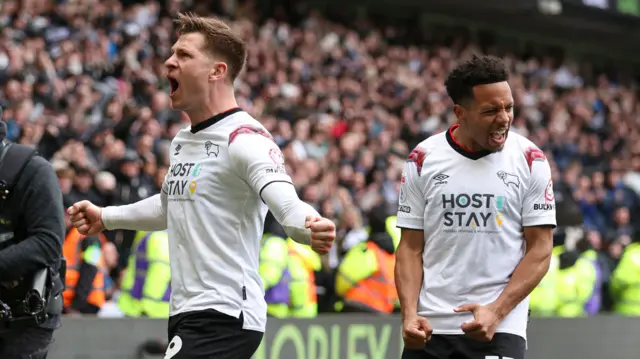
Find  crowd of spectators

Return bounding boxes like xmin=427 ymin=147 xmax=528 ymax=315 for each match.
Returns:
xmin=2 ymin=0 xmax=639 ymax=313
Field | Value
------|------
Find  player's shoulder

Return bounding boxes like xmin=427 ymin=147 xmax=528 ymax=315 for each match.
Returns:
xmin=407 ymin=132 xmax=447 ymax=162
xmin=224 ymin=112 xmax=275 ymax=147
xmin=505 ymin=130 xmax=539 ymax=151
xmin=504 ymin=131 xmax=548 ymax=170
xmin=421 ymin=131 xmax=448 ymax=148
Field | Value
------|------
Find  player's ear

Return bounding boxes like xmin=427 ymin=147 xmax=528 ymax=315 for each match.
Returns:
xmin=453 ymin=104 xmax=466 ymax=122
xmin=209 ymin=62 xmax=228 ymax=82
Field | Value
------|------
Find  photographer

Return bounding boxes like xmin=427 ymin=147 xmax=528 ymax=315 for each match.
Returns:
xmin=0 ymin=119 xmax=65 ymax=358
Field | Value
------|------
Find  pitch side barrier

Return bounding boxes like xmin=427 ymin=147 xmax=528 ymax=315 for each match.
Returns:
xmin=49 ymin=315 xmax=639 ymax=358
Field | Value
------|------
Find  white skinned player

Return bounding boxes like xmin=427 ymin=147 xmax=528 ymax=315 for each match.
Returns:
xmin=68 ymin=13 xmax=335 ymax=359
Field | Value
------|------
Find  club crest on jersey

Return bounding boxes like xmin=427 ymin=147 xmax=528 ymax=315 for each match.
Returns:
xmin=407 ymin=148 xmax=427 ymax=175
xmin=525 ymin=147 xmax=546 ymax=172
xmin=496 ymin=170 xmax=520 ymax=189
xmin=205 ymin=141 xmax=219 ymax=157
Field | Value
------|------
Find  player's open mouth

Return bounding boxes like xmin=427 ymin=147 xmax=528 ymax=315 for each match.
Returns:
xmin=489 ymin=129 xmax=507 ymax=146
xmin=168 ymin=77 xmax=180 ymax=95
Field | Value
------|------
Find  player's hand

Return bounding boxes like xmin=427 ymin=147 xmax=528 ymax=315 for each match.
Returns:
xmin=67 ymin=200 xmax=106 ymax=235
xmin=402 ymin=315 xmax=432 ymax=349
xmin=305 ymin=215 xmax=336 ymax=255
xmin=454 ymin=303 xmax=503 ymax=341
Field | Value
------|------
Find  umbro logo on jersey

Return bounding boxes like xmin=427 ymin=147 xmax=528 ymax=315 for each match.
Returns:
xmin=205 ymin=141 xmax=219 ymax=157
xmin=174 ymin=144 xmax=182 ymax=156
xmin=497 ymin=170 xmax=520 ymax=189
xmin=433 ymin=174 xmax=449 ymax=185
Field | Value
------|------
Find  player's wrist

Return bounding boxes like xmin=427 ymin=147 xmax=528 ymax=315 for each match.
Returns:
xmin=99 ymin=206 xmax=112 ymax=230
xmin=487 ymin=300 xmax=509 ymax=320
xmin=400 ymin=308 xmax=419 ymax=322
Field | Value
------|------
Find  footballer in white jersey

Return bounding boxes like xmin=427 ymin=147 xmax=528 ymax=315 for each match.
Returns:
xmin=67 ymin=13 xmax=336 ymax=359
xmin=397 ymin=55 xmax=555 ymax=359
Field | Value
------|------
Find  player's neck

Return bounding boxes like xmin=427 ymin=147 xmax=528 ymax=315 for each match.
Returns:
xmin=187 ymin=90 xmax=238 ymax=127
xmin=451 ymin=125 xmax=482 ymax=152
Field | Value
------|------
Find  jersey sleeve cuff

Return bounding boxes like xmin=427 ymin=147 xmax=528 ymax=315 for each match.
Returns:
xmin=396 ymin=217 xmax=424 ymax=230
xmin=522 ymin=216 xmax=557 ymax=228
xmin=101 ymin=206 xmax=118 ymax=231
xmin=258 ymin=180 xmax=294 ymax=201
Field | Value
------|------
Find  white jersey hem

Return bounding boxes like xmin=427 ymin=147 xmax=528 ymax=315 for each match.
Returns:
xmin=522 ymin=217 xmax=557 ymax=227
xmin=242 ymin=324 xmax=265 ymax=332
xmin=431 ymin=328 xmax=526 ymax=341
xmin=169 ymin=305 xmax=267 ymax=332
xmin=169 ymin=305 xmax=240 ymax=318
xmin=396 ymin=223 xmax=424 ymax=230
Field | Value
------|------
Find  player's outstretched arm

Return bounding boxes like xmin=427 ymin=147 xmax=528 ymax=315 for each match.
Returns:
xmin=69 ymin=190 xmax=168 ymax=235
xmin=102 ymin=191 xmax=168 ymax=232
xmin=228 ymin=128 xmax=335 ymax=254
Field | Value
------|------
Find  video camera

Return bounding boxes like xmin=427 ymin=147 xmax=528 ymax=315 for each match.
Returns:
xmin=0 ymin=267 xmax=51 ymax=328
xmin=0 ymin=227 xmax=65 ymax=329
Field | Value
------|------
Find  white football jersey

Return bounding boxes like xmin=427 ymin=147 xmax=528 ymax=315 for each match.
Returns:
xmin=163 ymin=108 xmax=290 ymax=332
xmin=397 ymin=124 xmax=556 ymax=341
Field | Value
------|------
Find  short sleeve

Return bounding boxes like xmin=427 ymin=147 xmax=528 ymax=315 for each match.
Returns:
xmin=161 ymin=171 xmax=169 ymax=194
xmin=228 ymin=125 xmax=293 ymax=197
xmin=522 ymin=147 xmax=557 ymax=227
xmin=396 ymin=148 xmax=426 ymax=230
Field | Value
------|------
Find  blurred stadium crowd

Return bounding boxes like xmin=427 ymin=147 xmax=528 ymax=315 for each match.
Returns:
xmin=2 ymin=0 xmax=640 ymax=319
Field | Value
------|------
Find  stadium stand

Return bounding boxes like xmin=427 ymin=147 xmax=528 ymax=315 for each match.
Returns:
xmin=2 ymin=0 xmax=640 ymax=321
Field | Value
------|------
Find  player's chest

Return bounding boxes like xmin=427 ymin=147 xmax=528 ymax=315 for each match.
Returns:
xmin=166 ymin=138 xmax=231 ymax=199
xmin=422 ymin=160 xmax=525 ymax=222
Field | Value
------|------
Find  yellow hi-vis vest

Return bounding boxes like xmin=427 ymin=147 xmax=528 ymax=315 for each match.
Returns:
xmin=118 ymin=231 xmax=171 ymax=318
xmin=555 ymin=256 xmax=596 ymax=317
xmin=529 ymin=252 xmax=560 ymax=317
xmin=385 ymin=216 xmax=401 ymax=251
xmin=610 ymin=243 xmax=640 ymax=315
xmin=287 ymin=239 xmax=321 ymax=318
xmin=260 ymin=234 xmax=290 ymax=318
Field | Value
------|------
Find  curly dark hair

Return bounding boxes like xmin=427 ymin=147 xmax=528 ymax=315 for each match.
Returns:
xmin=444 ymin=55 xmax=509 ymax=105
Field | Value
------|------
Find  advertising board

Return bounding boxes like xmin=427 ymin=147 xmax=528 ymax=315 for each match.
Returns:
xmin=49 ymin=315 xmax=640 ymax=359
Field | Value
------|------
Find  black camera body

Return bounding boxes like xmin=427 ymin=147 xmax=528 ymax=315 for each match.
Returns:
xmin=0 ymin=267 xmax=52 ymax=328
xmin=0 ymin=142 xmax=64 ymax=329
xmin=0 ymin=227 xmax=63 ymax=329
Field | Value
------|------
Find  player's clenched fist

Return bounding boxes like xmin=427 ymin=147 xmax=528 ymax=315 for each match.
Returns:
xmin=305 ymin=215 xmax=336 ymax=255
xmin=67 ymin=200 xmax=105 ymax=235
xmin=402 ymin=315 xmax=432 ymax=349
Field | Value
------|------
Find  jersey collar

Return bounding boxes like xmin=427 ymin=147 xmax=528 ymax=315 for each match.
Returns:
xmin=190 ymin=107 xmax=244 ymax=134
xmin=445 ymin=124 xmax=493 ymax=160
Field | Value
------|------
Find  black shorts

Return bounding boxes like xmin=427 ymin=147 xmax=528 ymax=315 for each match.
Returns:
xmin=402 ymin=333 xmax=526 ymax=359
xmin=165 ymin=309 xmax=263 ymax=359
